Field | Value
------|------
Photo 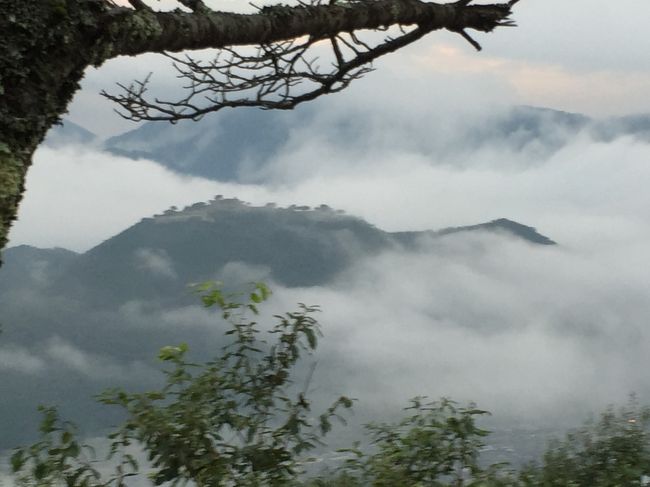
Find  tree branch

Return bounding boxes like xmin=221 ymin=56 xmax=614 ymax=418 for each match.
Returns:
xmin=126 ymin=0 xmax=151 ymax=11
xmin=100 ymin=0 xmax=520 ymax=121
xmin=101 ymin=0 xmax=519 ymax=58
xmin=177 ymin=0 xmax=211 ymax=14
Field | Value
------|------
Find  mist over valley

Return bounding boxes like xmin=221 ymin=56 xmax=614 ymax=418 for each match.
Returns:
xmin=4 ymin=99 xmax=650 ymax=467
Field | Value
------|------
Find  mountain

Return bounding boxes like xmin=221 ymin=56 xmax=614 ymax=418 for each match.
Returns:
xmin=59 ymin=199 xmax=391 ymax=306
xmin=0 ymin=245 xmax=77 ymax=292
xmin=33 ymin=199 xmax=555 ymax=306
xmin=464 ymin=105 xmax=590 ymax=154
xmin=5 ymin=200 xmax=556 ymax=304
xmin=43 ymin=120 xmax=97 ymax=148
xmin=104 ymin=105 xmax=592 ymax=182
xmin=102 ymin=104 xmax=650 ymax=183
xmin=104 ymin=108 xmax=305 ymax=181
xmin=591 ymin=113 xmax=650 ymax=142
xmin=0 ymin=198 xmax=557 ymax=324
xmin=436 ymin=218 xmax=557 ymax=245
xmin=393 ymin=218 xmax=556 ymax=247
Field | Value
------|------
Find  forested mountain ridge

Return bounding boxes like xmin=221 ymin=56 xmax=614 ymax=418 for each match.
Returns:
xmin=0 ymin=198 xmax=555 ymax=450
xmin=394 ymin=218 xmax=556 ymax=247
xmin=3 ymin=198 xmax=554 ymax=306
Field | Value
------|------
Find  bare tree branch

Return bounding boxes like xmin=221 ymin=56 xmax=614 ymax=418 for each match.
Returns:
xmin=100 ymin=0 xmax=519 ymax=59
xmin=177 ymin=0 xmax=212 ymax=13
xmin=101 ymin=0 xmax=520 ymax=122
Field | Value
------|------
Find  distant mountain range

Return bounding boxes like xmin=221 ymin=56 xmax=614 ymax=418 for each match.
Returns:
xmin=2 ymin=199 xmax=554 ymax=307
xmin=43 ymin=121 xmax=97 ymax=147
xmin=19 ymin=104 xmax=639 ymax=462
xmin=46 ymin=105 xmax=650 ymax=183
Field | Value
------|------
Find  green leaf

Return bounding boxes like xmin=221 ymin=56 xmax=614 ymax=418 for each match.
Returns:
xmin=304 ymin=328 xmax=317 ymax=349
xmin=65 ymin=441 xmax=80 ymax=458
xmin=192 ymin=281 xmax=215 ymax=292
xmin=125 ymin=453 xmax=139 ymax=472
xmin=158 ymin=343 xmax=188 ymax=361
xmin=62 ymin=430 xmax=72 ymax=444
xmin=255 ymin=282 xmax=272 ymax=301
xmin=38 ymin=406 xmax=58 ymax=434
xmin=10 ymin=449 xmax=25 ymax=473
xmin=34 ymin=462 xmax=48 ymax=480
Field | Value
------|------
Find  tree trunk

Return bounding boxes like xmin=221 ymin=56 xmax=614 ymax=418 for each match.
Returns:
xmin=0 ymin=0 xmax=109 ymax=262
xmin=0 ymin=144 xmax=36 ymax=254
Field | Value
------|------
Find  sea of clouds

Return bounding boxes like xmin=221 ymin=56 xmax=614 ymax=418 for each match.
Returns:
xmin=8 ymin=78 xmax=650 ymax=426
xmin=4 ymin=18 xmax=650 ymax=472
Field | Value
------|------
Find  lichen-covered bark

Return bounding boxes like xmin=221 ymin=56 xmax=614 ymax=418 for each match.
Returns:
xmin=0 ymin=147 xmax=34 ymax=253
xmin=0 ymin=0 xmax=112 ymax=259
xmin=0 ymin=0 xmax=517 ymax=263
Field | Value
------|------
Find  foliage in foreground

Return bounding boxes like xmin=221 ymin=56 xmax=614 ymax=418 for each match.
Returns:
xmin=307 ymin=398 xmax=650 ymax=487
xmin=7 ymin=284 xmax=650 ymax=486
xmin=518 ymin=399 xmax=650 ymax=487
xmin=10 ymin=283 xmax=351 ymax=486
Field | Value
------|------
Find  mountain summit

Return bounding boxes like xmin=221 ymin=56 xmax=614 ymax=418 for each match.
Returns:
xmin=436 ymin=218 xmax=556 ymax=245
xmin=3 ymin=199 xmax=555 ymax=307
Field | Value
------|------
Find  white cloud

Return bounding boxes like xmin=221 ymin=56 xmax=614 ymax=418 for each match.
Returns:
xmin=134 ymin=248 xmax=177 ymax=279
xmin=8 ymin=146 xmax=225 ymax=251
xmin=255 ymin=129 xmax=650 ymax=251
xmin=265 ymin=228 xmax=650 ymax=426
xmin=408 ymin=42 xmax=650 ymax=117
xmin=45 ymin=337 xmax=153 ymax=382
xmin=0 ymin=472 xmax=15 ymax=487
xmin=482 ymin=0 xmax=650 ymax=75
xmin=0 ymin=346 xmax=46 ymax=374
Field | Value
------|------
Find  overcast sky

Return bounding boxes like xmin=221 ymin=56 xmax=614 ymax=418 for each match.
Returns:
xmin=3 ymin=0 xmax=650 ymax=473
